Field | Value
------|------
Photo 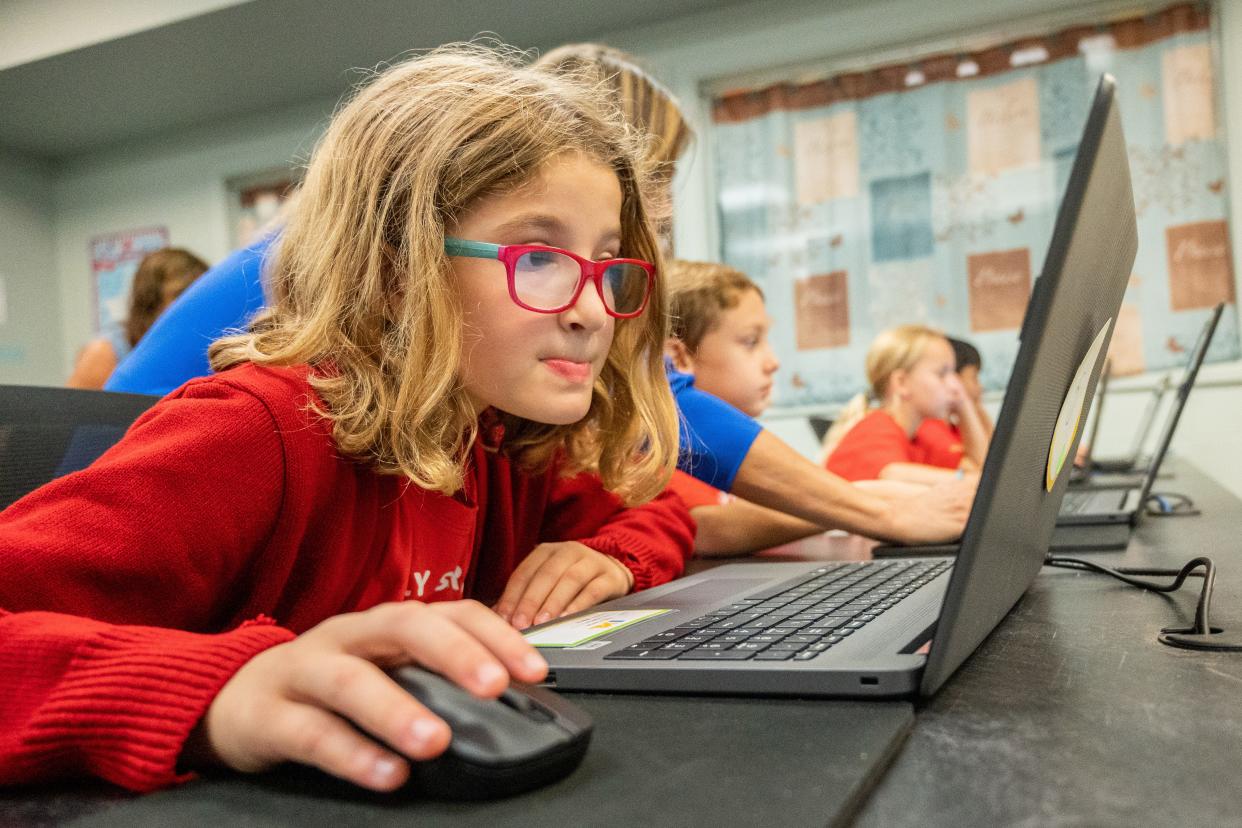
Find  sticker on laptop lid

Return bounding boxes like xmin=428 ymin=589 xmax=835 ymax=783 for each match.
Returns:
xmin=523 ymin=609 xmax=673 ymax=648
xmin=1047 ymin=318 xmax=1112 ymax=491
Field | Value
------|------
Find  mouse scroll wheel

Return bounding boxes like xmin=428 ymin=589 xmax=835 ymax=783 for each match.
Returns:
xmin=500 ymin=689 xmax=554 ymax=722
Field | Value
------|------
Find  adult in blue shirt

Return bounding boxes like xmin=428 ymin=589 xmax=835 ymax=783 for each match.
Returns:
xmin=106 ymin=237 xmax=271 ymax=397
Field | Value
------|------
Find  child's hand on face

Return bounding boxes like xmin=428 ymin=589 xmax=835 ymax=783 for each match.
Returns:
xmin=494 ymin=541 xmax=636 ymax=629
xmin=943 ymin=373 xmax=968 ymax=412
xmin=197 ymin=601 xmax=547 ymax=792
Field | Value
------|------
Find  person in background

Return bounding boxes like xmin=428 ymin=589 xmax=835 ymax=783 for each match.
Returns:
xmin=67 ymin=247 xmax=208 ymax=389
xmin=823 ymin=325 xmax=989 ymax=484
xmin=105 ymin=41 xmax=972 ymax=546
xmin=1 ymin=45 xmax=692 ymax=795
xmin=663 ymin=260 xmax=949 ymax=556
xmin=913 ymin=336 xmax=994 ymax=471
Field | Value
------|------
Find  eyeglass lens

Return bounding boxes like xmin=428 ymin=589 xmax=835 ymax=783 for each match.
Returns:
xmin=514 ymin=250 xmax=648 ymax=314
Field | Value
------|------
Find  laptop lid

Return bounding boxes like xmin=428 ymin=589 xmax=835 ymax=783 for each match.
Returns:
xmin=920 ymin=74 xmax=1137 ymax=696
xmin=1132 ymin=302 xmax=1225 ymax=505
xmin=1126 ymin=373 xmax=1170 ymax=460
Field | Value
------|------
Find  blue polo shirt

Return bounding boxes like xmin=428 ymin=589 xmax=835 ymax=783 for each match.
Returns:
xmin=105 ymin=236 xmax=273 ymax=396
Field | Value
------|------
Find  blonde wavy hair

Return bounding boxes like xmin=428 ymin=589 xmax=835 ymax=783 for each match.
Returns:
xmin=821 ymin=324 xmax=948 ymax=458
xmin=210 ymin=44 xmax=677 ymax=504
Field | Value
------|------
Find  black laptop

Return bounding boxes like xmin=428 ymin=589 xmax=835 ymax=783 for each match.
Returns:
xmin=1080 ymin=372 xmax=1169 ymax=476
xmin=527 ymin=75 xmax=1137 ymax=698
xmin=1056 ymin=301 xmax=1223 ymax=526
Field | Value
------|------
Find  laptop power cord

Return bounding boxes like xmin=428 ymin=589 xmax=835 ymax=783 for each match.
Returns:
xmin=1144 ymin=492 xmax=1200 ymax=517
xmin=1044 ymin=555 xmax=1242 ymax=652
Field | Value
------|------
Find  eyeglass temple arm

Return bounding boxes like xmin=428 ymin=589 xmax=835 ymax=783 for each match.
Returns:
xmin=443 ymin=238 xmax=502 ymax=260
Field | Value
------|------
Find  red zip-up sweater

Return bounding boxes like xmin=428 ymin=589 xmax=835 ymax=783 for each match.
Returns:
xmin=0 ymin=363 xmax=693 ymax=792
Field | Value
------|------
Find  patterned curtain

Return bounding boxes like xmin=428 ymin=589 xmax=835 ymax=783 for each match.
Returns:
xmin=711 ymin=2 xmax=1237 ymax=407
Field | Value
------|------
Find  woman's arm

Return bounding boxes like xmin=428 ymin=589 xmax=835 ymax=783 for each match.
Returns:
xmin=65 ymin=339 xmax=118 ymax=390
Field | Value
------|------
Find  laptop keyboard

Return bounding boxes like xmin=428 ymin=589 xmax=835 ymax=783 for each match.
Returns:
xmin=604 ymin=559 xmax=951 ymax=662
xmin=1061 ymin=489 xmax=1126 ymax=514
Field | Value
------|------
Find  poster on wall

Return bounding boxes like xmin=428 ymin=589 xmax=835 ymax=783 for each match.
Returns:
xmin=228 ymin=169 xmax=300 ymax=249
xmin=89 ymin=226 xmax=169 ymax=341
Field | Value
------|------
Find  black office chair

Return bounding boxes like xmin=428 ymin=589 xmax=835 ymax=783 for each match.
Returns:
xmin=0 ymin=384 xmax=160 ymax=510
xmin=808 ymin=415 xmax=833 ymax=443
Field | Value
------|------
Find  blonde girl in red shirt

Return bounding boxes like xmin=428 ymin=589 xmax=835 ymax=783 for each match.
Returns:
xmin=0 ymin=46 xmax=690 ymax=795
xmin=823 ymin=325 xmax=989 ymax=483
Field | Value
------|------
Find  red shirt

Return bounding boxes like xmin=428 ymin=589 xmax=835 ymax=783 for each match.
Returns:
xmin=914 ymin=418 xmax=965 ymax=469
xmin=0 ymin=363 xmax=693 ymax=792
xmin=825 ymin=410 xmax=921 ymax=482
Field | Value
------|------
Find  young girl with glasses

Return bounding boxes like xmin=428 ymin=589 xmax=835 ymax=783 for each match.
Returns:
xmin=0 ymin=45 xmax=690 ymax=795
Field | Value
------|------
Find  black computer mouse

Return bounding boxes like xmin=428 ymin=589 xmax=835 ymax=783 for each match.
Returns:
xmin=384 ymin=665 xmax=593 ymax=800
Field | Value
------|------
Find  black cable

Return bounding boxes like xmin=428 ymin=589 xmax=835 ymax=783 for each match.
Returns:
xmin=1144 ymin=492 xmax=1200 ymax=517
xmin=1044 ymin=555 xmax=1242 ymax=652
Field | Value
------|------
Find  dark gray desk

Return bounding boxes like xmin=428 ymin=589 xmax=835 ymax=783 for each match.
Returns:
xmin=855 ymin=461 xmax=1242 ymax=827
xmin=4 ymin=461 xmax=1239 ymax=826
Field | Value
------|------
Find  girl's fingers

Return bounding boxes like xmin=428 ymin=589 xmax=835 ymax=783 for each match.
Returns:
xmin=433 ymin=600 xmax=548 ymax=684
xmin=531 ymin=558 xmax=612 ymax=624
xmin=493 ymin=546 xmax=554 ymax=622
xmin=286 ymin=653 xmax=451 ymax=762
xmin=269 ymin=701 xmax=410 ymax=791
xmin=503 ymin=552 xmax=579 ymax=630
xmin=558 ymin=574 xmax=623 ymax=619
xmin=347 ymin=600 xmax=544 ymax=692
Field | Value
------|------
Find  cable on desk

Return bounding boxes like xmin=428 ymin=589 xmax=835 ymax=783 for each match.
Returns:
xmin=1044 ymin=555 xmax=1242 ymax=652
xmin=1144 ymin=492 xmax=1200 ymax=517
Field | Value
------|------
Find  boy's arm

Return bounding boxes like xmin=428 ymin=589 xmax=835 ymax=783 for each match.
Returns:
xmin=690 ymin=497 xmax=823 ymax=557
xmin=0 ymin=381 xmax=291 ymax=790
xmin=732 ymin=431 xmax=972 ymax=545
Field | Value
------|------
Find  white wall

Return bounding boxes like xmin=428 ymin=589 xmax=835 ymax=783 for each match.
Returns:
xmin=0 ymin=148 xmax=62 ymax=384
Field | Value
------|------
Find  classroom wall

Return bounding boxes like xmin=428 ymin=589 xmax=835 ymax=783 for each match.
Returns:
xmin=0 ymin=148 xmax=63 ymax=384
xmin=21 ymin=0 xmax=1242 ymax=493
xmin=50 ymin=96 xmax=334 ymax=374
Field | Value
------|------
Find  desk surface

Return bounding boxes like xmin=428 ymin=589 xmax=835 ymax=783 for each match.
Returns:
xmin=856 ymin=461 xmax=1242 ymax=827
xmin=4 ymin=461 xmax=1240 ymax=827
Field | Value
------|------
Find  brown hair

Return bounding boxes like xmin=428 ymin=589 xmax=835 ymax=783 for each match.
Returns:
xmin=124 ymin=248 xmax=208 ymax=346
xmin=210 ymin=44 xmax=678 ymax=504
xmin=665 ymin=259 xmax=763 ymax=353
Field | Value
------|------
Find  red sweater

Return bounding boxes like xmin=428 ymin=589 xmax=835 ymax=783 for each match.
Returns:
xmin=0 ymin=363 xmax=693 ymax=792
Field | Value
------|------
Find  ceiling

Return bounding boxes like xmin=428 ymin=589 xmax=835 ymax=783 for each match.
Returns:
xmin=0 ymin=0 xmax=757 ymax=162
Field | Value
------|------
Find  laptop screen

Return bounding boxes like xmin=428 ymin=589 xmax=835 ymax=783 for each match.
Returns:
xmin=1133 ymin=302 xmax=1225 ymax=504
xmin=920 ymin=75 xmax=1138 ymax=696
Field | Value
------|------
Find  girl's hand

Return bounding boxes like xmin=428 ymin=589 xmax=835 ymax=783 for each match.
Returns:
xmin=494 ymin=541 xmax=635 ymax=629
xmin=197 ymin=600 xmax=547 ymax=791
